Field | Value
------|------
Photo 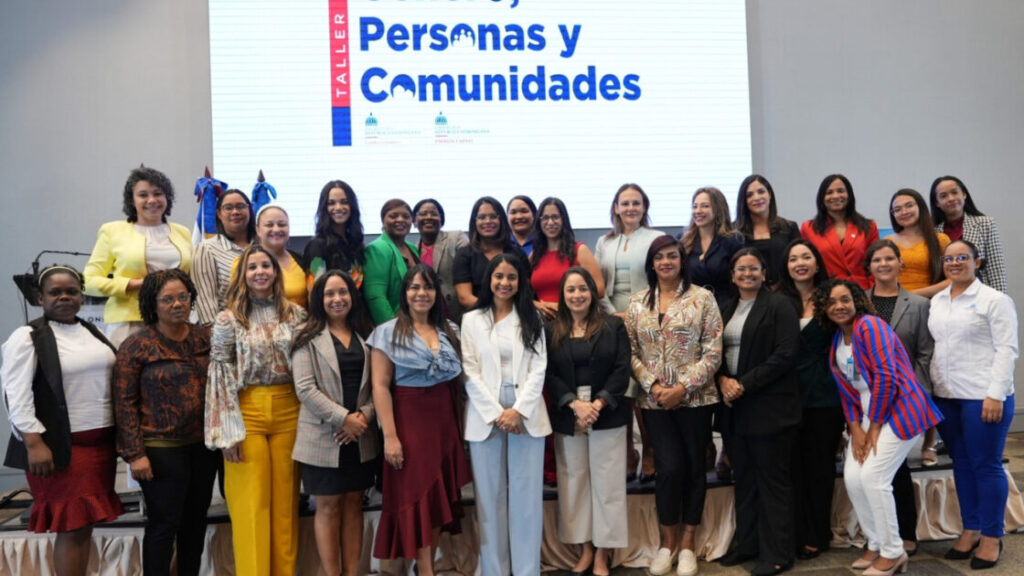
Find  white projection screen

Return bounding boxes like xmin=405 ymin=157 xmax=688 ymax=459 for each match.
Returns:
xmin=209 ymin=0 xmax=752 ymax=235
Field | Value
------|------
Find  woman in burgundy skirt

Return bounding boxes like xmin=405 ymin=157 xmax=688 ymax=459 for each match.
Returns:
xmin=2 ymin=265 xmax=123 ymax=576
xmin=368 ymin=263 xmax=471 ymax=576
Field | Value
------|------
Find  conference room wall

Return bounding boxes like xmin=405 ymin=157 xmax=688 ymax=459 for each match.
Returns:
xmin=1 ymin=1 xmax=1021 ymax=493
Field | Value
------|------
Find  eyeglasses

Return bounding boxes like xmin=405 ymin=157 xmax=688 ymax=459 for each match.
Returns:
xmin=539 ymin=215 xmax=562 ymax=223
xmin=220 ymin=203 xmax=250 ymax=213
xmin=943 ymin=254 xmax=972 ymax=263
xmin=157 ymin=293 xmax=192 ymax=305
xmin=476 ymin=214 xmax=500 ymax=221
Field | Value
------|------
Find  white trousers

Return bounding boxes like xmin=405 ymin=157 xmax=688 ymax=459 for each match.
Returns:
xmin=844 ymin=418 xmax=917 ymax=559
xmin=469 ymin=429 xmax=545 ymax=576
xmin=554 ymin=426 xmax=628 ymax=548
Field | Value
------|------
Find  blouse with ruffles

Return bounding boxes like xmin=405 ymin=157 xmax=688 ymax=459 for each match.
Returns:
xmin=204 ymin=298 xmax=305 ymax=448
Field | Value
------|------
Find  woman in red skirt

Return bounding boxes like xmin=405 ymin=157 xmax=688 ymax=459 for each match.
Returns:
xmin=2 ymin=265 xmax=123 ymax=576
xmin=368 ymin=263 xmax=471 ymax=576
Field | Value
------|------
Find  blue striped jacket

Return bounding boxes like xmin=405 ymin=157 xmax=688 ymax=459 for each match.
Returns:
xmin=829 ymin=315 xmax=942 ymax=440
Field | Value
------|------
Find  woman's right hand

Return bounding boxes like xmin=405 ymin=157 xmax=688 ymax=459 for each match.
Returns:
xmin=24 ymin=437 xmax=54 ymax=478
xmin=339 ymin=412 xmax=369 ymax=443
xmin=129 ymin=456 xmax=154 ymax=482
xmin=223 ymin=443 xmax=243 ymax=463
xmin=384 ymin=435 xmax=404 ymax=470
xmin=126 ymin=277 xmax=144 ymax=292
xmin=535 ymin=300 xmax=558 ymax=320
xmin=848 ymin=425 xmax=868 ymax=464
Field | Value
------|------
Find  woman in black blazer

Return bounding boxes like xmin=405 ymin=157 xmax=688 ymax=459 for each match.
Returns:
xmin=716 ymin=248 xmax=801 ymax=576
xmin=546 ymin=266 xmax=631 ymax=576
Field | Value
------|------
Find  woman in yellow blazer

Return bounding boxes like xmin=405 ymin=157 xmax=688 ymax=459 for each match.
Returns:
xmin=84 ymin=167 xmax=192 ymax=345
xmin=363 ymin=199 xmax=419 ymax=325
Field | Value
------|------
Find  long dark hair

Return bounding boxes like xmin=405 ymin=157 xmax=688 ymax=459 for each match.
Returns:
xmin=215 ymin=189 xmax=257 ymax=243
xmin=293 ymin=271 xmax=372 ymax=350
xmin=550 ymin=267 xmax=607 ymax=348
xmin=471 ymin=253 xmax=543 ymax=352
xmin=138 ymin=269 xmax=197 ymax=326
xmin=777 ymin=239 xmax=829 ymax=315
xmin=391 ymin=264 xmax=460 ymax=354
xmin=313 ymin=180 xmax=365 ymax=264
xmin=530 ymin=197 xmax=576 ymax=266
xmin=810 ymin=174 xmax=873 ymax=236
xmin=734 ymin=174 xmax=784 ymax=238
xmin=643 ymin=235 xmax=690 ymax=310
xmin=889 ymin=189 xmax=944 ymax=284
xmin=928 ymin=175 xmax=985 ymax=226
xmin=468 ymin=196 xmax=516 ymax=252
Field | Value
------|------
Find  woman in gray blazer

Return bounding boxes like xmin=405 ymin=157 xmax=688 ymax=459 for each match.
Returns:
xmin=291 ymin=271 xmax=376 ymax=576
xmin=413 ymin=198 xmax=469 ymax=322
xmin=865 ymin=239 xmax=935 ymax=557
xmin=594 ymin=183 xmax=664 ymax=481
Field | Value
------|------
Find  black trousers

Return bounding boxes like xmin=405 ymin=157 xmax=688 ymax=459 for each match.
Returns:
xmin=730 ymin=427 xmax=797 ymax=567
xmin=792 ymin=406 xmax=845 ymax=551
xmin=642 ymin=405 xmax=713 ymax=526
xmin=892 ymin=460 xmax=918 ymax=542
xmin=139 ymin=442 xmax=220 ymax=576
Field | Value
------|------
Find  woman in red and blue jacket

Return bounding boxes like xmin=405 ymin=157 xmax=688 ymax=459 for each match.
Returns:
xmin=813 ymin=279 xmax=942 ymax=576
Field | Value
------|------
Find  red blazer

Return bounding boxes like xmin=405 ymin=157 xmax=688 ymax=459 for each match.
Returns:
xmin=800 ymin=218 xmax=879 ymax=289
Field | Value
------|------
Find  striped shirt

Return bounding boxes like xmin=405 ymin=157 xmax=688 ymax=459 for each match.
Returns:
xmin=191 ymin=235 xmax=246 ymax=324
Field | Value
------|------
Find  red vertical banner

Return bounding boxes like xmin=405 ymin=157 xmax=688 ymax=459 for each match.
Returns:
xmin=329 ymin=0 xmax=352 ymax=146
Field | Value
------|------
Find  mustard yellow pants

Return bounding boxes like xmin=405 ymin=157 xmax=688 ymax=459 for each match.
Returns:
xmin=225 ymin=384 xmax=300 ymax=576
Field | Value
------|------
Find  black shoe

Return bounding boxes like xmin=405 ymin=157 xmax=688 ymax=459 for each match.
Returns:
xmin=638 ymin=471 xmax=657 ymax=484
xmin=905 ymin=543 xmax=918 ymax=557
xmin=945 ymin=539 xmax=980 ymax=560
xmin=719 ymin=550 xmax=756 ymax=566
xmin=796 ymin=546 xmax=822 ymax=560
xmin=970 ymin=541 xmax=1002 ymax=570
xmin=750 ymin=561 xmax=792 ymax=576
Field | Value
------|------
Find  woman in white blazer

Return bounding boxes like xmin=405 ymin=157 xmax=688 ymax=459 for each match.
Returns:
xmin=461 ymin=253 xmax=550 ymax=576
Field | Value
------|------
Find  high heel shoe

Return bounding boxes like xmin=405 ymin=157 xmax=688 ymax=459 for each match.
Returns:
xmin=851 ymin=551 xmax=878 ymax=569
xmin=970 ymin=540 xmax=1002 ymax=570
xmin=944 ymin=538 xmax=980 ymax=560
xmin=862 ymin=553 xmax=908 ymax=576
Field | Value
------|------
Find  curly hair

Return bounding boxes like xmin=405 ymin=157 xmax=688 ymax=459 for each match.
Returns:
xmin=139 ymin=269 xmax=196 ymax=325
xmin=812 ymin=278 xmax=875 ymax=334
xmin=123 ymin=166 xmax=174 ymax=223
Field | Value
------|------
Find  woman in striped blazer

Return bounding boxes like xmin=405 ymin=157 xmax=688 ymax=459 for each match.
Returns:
xmin=814 ymin=279 xmax=942 ymax=576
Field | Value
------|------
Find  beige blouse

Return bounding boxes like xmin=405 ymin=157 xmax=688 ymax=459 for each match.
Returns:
xmin=625 ymin=284 xmax=723 ymax=410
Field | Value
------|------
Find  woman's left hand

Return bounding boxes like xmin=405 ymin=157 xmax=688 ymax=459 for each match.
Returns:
xmin=495 ymin=408 xmax=523 ymax=434
xmin=864 ymin=424 xmax=881 ymax=459
xmin=981 ymin=397 xmax=1004 ymax=423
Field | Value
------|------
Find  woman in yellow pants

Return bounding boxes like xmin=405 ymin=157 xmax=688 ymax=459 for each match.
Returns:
xmin=205 ymin=244 xmax=306 ymax=575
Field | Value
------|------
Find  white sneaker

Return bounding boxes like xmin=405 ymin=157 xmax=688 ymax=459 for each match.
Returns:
xmin=676 ymin=549 xmax=698 ymax=576
xmin=649 ymin=547 xmax=678 ymax=575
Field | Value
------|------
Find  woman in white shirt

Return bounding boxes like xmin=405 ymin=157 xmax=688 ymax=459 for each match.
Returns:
xmin=461 ymin=253 xmax=549 ymax=576
xmin=2 ymin=265 xmax=122 ymax=576
xmin=928 ymin=240 xmax=1018 ymax=569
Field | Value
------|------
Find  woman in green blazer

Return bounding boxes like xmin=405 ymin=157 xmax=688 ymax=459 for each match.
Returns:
xmin=363 ymin=199 xmax=420 ymax=324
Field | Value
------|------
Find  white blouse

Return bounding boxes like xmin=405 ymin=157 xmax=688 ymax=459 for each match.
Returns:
xmin=929 ymin=279 xmax=1018 ymax=401
xmin=1 ymin=321 xmax=115 ymax=437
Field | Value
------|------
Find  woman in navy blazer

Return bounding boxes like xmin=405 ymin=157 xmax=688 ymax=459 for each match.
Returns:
xmin=716 ymin=248 xmax=801 ymax=576
xmin=815 ymin=279 xmax=942 ymax=576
